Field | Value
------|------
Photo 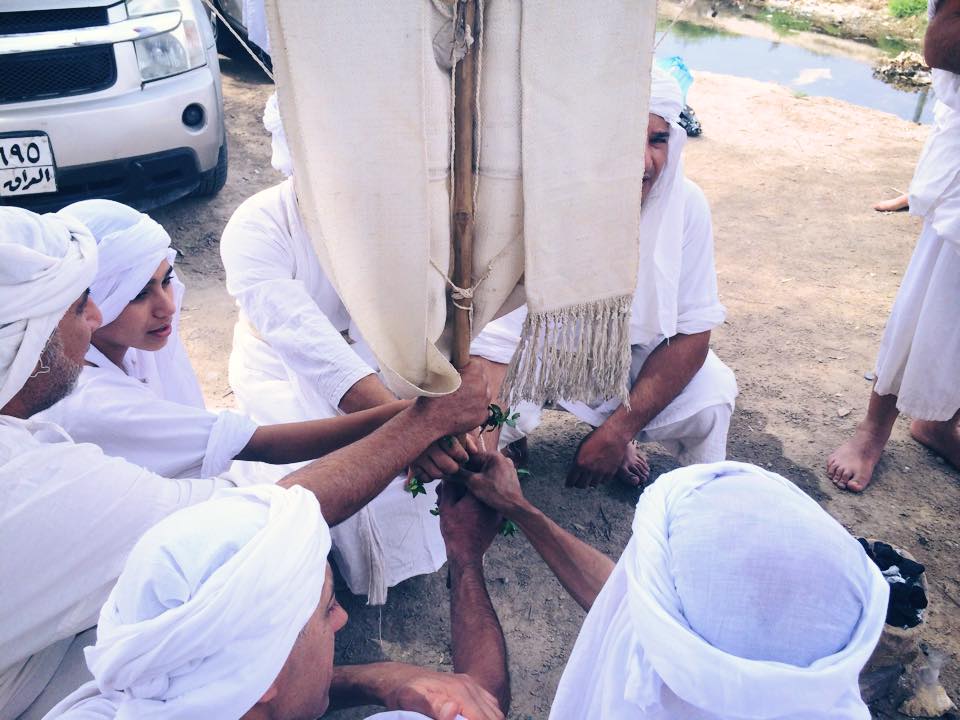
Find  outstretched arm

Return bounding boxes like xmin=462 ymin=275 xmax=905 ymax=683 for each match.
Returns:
xmin=328 ymin=662 xmax=503 ymax=720
xmin=279 ymin=362 xmax=491 ymax=526
xmin=926 ymin=0 xmax=960 ymax=73
xmin=235 ymin=400 xmax=410 ymax=464
xmin=455 ymin=453 xmax=615 ymax=611
xmin=439 ymin=485 xmax=510 ymax=712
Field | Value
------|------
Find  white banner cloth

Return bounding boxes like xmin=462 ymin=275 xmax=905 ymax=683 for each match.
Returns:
xmin=264 ymin=0 xmax=654 ymax=403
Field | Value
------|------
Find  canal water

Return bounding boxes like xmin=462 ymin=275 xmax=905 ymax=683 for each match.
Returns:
xmin=656 ymin=16 xmax=934 ymax=124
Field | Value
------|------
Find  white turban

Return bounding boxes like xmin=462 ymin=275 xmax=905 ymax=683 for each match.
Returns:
xmin=631 ymin=66 xmax=690 ymax=347
xmin=0 ymin=207 xmax=97 ymax=409
xmin=550 ymin=461 xmax=889 ymax=720
xmin=59 ymin=200 xmax=205 ymax=407
xmin=61 ymin=200 xmax=172 ymax=327
xmin=264 ymin=92 xmax=294 ymax=177
xmin=59 ymin=484 xmax=330 ymax=719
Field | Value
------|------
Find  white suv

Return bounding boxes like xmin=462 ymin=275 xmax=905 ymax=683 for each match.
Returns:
xmin=0 ymin=0 xmax=226 ymax=212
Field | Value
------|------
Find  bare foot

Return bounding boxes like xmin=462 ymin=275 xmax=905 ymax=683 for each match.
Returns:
xmin=826 ymin=423 xmax=891 ymax=492
xmin=910 ymin=419 xmax=960 ymax=470
xmin=873 ymin=194 xmax=909 ymax=213
xmin=616 ymin=441 xmax=650 ymax=487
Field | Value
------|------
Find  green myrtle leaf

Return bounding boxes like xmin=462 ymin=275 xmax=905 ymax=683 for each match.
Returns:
xmin=429 ymin=505 xmax=440 ymax=516
xmin=500 ymin=519 xmax=519 ymax=537
xmin=516 ymin=468 xmax=531 ymax=478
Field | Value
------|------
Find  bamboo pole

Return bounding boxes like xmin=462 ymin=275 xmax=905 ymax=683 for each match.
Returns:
xmin=451 ymin=0 xmax=477 ymax=370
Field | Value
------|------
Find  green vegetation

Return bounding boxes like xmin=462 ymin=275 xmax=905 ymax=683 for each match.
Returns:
xmin=888 ymin=0 xmax=927 ymax=18
xmin=766 ymin=9 xmax=813 ymax=35
xmin=656 ymin=18 xmax=734 ymax=43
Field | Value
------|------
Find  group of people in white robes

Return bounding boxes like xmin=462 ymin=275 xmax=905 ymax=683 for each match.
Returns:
xmin=0 ymin=54 xmax=931 ymax=720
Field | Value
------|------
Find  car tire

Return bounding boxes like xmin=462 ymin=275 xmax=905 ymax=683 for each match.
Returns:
xmin=192 ymin=142 xmax=228 ymax=197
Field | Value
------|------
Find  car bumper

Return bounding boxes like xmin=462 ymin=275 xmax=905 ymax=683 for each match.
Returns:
xmin=0 ymin=47 xmax=223 ymax=211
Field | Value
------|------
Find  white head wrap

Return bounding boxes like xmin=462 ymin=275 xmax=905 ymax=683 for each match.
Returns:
xmin=0 ymin=207 xmax=97 ymax=409
xmin=59 ymin=200 xmax=205 ymax=408
xmin=264 ymin=92 xmax=294 ymax=177
xmin=631 ymin=66 xmax=690 ymax=347
xmin=550 ymin=461 xmax=889 ymax=720
xmin=73 ymin=484 xmax=330 ymax=719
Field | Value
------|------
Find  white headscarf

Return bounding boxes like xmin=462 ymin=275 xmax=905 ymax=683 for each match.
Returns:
xmin=53 ymin=484 xmax=330 ymax=720
xmin=550 ymin=461 xmax=889 ymax=720
xmin=264 ymin=92 xmax=294 ymax=177
xmin=0 ymin=207 xmax=97 ymax=409
xmin=631 ymin=66 xmax=690 ymax=347
xmin=59 ymin=200 xmax=205 ymax=408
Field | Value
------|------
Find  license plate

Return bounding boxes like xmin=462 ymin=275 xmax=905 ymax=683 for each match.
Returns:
xmin=0 ymin=135 xmax=58 ymax=197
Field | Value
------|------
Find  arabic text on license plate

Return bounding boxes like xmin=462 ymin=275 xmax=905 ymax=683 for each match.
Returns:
xmin=0 ymin=135 xmax=58 ymax=198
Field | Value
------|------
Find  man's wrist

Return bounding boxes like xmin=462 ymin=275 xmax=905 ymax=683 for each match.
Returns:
xmin=447 ymin=552 xmax=485 ymax=574
xmin=510 ymin=500 xmax=544 ymax=529
xmin=601 ymin=411 xmax=642 ymax=445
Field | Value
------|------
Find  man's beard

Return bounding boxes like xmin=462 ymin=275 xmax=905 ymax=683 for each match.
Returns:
xmin=21 ymin=332 xmax=82 ymax=417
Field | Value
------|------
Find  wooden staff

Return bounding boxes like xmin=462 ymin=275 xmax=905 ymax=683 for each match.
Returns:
xmin=451 ymin=0 xmax=478 ymax=369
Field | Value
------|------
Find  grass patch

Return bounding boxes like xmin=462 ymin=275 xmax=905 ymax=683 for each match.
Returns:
xmin=889 ymin=0 xmax=927 ymax=18
xmin=656 ymin=18 xmax=734 ymax=42
xmin=767 ymin=10 xmax=813 ymax=35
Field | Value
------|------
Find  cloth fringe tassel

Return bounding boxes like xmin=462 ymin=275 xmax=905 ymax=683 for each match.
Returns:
xmin=503 ymin=296 xmax=633 ymax=409
xmin=358 ymin=507 xmax=388 ymax=606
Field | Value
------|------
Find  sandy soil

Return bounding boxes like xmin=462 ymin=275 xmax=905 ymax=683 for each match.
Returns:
xmin=156 ymin=56 xmax=958 ymax=718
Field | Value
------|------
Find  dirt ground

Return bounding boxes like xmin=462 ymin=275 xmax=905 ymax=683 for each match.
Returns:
xmin=154 ymin=54 xmax=958 ymax=719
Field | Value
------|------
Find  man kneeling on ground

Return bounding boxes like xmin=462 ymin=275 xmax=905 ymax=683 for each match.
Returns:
xmin=455 ymin=455 xmax=889 ymax=718
xmin=45 ymin=482 xmax=508 ymax=720
xmin=469 ymin=67 xmax=737 ymax=489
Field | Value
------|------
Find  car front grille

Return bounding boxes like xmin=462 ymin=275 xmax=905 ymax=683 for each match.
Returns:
xmin=0 ymin=7 xmax=110 ymax=35
xmin=0 ymin=44 xmax=117 ymax=105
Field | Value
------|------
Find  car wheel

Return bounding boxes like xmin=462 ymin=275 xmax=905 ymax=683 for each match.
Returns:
xmin=192 ymin=142 xmax=228 ymax=197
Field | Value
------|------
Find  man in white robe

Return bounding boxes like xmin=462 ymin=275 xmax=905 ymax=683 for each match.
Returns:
xmin=0 ymin=207 xmax=492 ymax=719
xmin=470 ymin=68 xmax=737 ymax=487
xmin=39 ymin=200 xmax=412 ymax=481
xmin=44 ymin=483 xmax=508 ymax=720
xmin=827 ymin=0 xmax=960 ymax=492
xmin=220 ymin=95 xmax=463 ymax=603
xmin=454 ymin=454 xmax=889 ymax=719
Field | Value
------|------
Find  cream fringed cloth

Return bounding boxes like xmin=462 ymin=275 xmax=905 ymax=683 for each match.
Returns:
xmin=265 ymin=0 xmax=654 ymax=404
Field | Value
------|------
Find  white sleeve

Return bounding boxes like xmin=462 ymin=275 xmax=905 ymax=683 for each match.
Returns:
xmin=221 ymin=193 xmax=376 ymax=410
xmin=39 ymin=374 xmax=257 ymax=479
xmin=0 ymin=435 xmax=233 ymax=691
xmin=470 ymin=305 xmax=527 ymax=364
xmin=676 ymin=181 xmax=726 ymax=335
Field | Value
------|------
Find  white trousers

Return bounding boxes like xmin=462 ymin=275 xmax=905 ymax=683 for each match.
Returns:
xmin=501 ymin=349 xmax=737 ymax=465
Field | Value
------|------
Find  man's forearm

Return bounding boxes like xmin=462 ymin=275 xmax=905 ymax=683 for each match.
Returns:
xmin=339 ymin=374 xmax=398 ymax=413
xmin=280 ymin=401 xmax=445 ymax=525
xmin=327 ymin=662 xmax=404 ymax=710
xmin=603 ymin=331 xmax=710 ymax=441
xmin=237 ymin=401 xmax=411 ymax=464
xmin=511 ymin=504 xmax=614 ymax=612
xmin=449 ymin=557 xmax=510 ymax=712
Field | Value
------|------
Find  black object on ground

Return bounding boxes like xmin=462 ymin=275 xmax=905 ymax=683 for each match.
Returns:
xmin=859 ymin=538 xmax=928 ymax=629
xmin=680 ymin=105 xmax=702 ymax=137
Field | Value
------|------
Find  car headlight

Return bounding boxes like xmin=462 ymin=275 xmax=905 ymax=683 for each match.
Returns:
xmin=127 ymin=0 xmax=210 ymax=82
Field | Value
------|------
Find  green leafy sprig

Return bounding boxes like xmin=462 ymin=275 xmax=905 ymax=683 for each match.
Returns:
xmin=412 ymin=404 xmax=529 ymax=538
